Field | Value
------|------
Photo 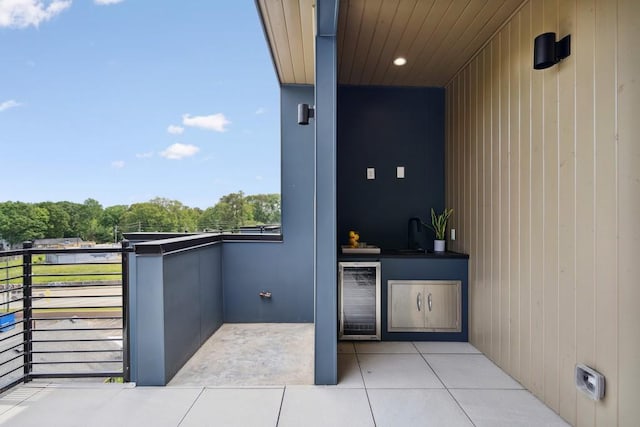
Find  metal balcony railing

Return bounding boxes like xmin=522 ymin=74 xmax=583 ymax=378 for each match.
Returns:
xmin=0 ymin=241 xmax=132 ymax=393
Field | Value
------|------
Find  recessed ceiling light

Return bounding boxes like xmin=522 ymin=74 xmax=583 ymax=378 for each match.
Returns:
xmin=393 ymin=57 xmax=407 ymax=66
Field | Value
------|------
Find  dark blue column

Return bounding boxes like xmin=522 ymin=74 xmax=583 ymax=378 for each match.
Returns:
xmin=314 ymin=0 xmax=338 ymax=385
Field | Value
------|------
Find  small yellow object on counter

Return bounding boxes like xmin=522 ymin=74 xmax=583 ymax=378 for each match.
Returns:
xmin=348 ymin=230 xmax=360 ymax=248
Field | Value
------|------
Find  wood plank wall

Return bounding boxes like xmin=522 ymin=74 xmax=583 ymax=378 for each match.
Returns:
xmin=445 ymin=0 xmax=640 ymax=425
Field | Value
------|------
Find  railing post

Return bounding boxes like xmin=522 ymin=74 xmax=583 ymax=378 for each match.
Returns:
xmin=121 ymin=240 xmax=130 ymax=382
xmin=22 ymin=241 xmax=33 ymax=382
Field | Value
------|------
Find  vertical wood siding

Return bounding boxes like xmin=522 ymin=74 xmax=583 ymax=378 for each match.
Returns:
xmin=445 ymin=0 xmax=639 ymax=425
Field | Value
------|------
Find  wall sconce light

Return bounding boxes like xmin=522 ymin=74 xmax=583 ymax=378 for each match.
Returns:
xmin=297 ymin=103 xmax=315 ymax=125
xmin=533 ymin=32 xmax=571 ymax=70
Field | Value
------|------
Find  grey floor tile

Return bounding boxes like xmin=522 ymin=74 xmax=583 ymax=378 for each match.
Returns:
xmin=180 ymin=387 xmax=283 ymax=427
xmin=425 ymin=354 xmax=522 ymax=389
xmin=0 ymin=342 xmax=567 ymax=427
xmin=90 ymin=387 xmax=202 ymax=427
xmin=22 ymin=382 xmax=52 ymax=387
xmin=338 ymin=342 xmax=355 ymax=353
xmin=450 ymin=389 xmax=570 ymax=427
xmin=0 ymin=386 xmax=45 ymax=416
xmin=0 ymin=387 xmax=123 ymax=427
xmin=43 ymin=382 xmax=133 ymax=389
xmin=278 ymin=386 xmax=374 ymax=427
xmin=358 ymin=354 xmax=444 ymax=389
xmin=368 ymin=389 xmax=473 ymax=427
xmin=337 ymin=353 xmax=364 ymax=388
xmin=414 ymin=341 xmax=481 ymax=354
xmin=355 ymin=341 xmax=418 ymax=354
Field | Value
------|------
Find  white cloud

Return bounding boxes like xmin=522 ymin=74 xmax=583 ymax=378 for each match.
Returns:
xmin=160 ymin=143 xmax=199 ymax=160
xmin=255 ymin=107 xmax=266 ymax=115
xmin=167 ymin=124 xmax=184 ymax=135
xmin=0 ymin=100 xmax=21 ymax=112
xmin=182 ymin=113 xmax=230 ymax=132
xmin=111 ymin=160 xmax=125 ymax=169
xmin=0 ymin=0 xmax=71 ymax=29
xmin=255 ymin=175 xmax=263 ymax=181
xmin=135 ymin=151 xmax=153 ymax=158
xmin=94 ymin=0 xmax=123 ymax=4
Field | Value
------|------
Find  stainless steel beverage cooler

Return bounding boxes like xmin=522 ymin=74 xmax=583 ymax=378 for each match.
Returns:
xmin=338 ymin=262 xmax=381 ymax=340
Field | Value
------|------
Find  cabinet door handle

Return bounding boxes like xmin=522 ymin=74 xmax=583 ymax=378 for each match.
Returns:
xmin=417 ymin=293 xmax=422 ymax=311
xmin=427 ymin=293 xmax=432 ymax=312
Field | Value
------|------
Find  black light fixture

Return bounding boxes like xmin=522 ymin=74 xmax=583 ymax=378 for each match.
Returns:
xmin=533 ymin=32 xmax=571 ymax=69
xmin=297 ymin=103 xmax=315 ymax=125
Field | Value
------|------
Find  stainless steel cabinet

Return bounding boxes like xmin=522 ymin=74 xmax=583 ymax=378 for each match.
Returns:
xmin=388 ymin=280 xmax=461 ymax=332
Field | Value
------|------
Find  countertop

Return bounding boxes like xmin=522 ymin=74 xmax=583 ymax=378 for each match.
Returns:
xmin=339 ymin=248 xmax=469 ymax=259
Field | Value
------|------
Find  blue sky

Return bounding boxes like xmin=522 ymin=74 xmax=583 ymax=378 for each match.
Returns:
xmin=0 ymin=0 xmax=280 ymax=209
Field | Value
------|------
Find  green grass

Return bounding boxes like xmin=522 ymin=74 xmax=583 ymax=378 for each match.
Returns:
xmin=1 ymin=256 xmax=121 ymax=285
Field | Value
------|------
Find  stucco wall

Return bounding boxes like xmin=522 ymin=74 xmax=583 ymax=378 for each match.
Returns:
xmin=222 ymin=85 xmax=315 ymax=323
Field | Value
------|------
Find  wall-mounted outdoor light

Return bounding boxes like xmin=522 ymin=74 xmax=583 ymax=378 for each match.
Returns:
xmin=297 ymin=103 xmax=315 ymax=125
xmin=533 ymin=32 xmax=571 ymax=70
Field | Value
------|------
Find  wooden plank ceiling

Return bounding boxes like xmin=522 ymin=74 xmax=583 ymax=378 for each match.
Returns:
xmin=257 ymin=0 xmax=525 ymax=87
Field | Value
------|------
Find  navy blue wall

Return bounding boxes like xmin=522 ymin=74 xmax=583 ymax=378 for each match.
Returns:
xmin=163 ymin=244 xmax=223 ymax=382
xmin=132 ymin=241 xmax=224 ymax=386
xmin=222 ymin=85 xmax=315 ymax=323
xmin=337 ymin=86 xmax=445 ymax=250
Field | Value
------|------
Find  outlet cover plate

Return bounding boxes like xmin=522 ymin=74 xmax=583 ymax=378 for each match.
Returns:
xmin=367 ymin=168 xmax=375 ymax=180
xmin=576 ymin=364 xmax=605 ymax=400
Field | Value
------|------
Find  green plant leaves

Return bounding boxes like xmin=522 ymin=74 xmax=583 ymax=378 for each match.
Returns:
xmin=426 ymin=207 xmax=453 ymax=240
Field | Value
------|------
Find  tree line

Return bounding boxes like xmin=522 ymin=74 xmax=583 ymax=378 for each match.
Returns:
xmin=0 ymin=192 xmax=280 ymax=246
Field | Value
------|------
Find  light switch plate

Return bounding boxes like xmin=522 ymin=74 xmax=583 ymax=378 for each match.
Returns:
xmin=397 ymin=166 xmax=405 ymax=178
xmin=367 ymin=168 xmax=375 ymax=180
xmin=451 ymin=229 xmax=456 ymax=241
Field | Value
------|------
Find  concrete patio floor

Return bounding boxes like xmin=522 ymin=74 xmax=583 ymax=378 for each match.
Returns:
xmin=0 ymin=338 xmax=570 ymax=426
xmin=169 ymin=323 xmax=315 ymax=386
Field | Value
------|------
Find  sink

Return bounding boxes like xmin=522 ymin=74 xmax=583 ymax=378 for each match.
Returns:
xmin=389 ymin=248 xmax=428 ymax=254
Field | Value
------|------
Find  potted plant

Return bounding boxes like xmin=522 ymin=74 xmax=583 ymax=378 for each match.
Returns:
xmin=423 ymin=208 xmax=453 ymax=252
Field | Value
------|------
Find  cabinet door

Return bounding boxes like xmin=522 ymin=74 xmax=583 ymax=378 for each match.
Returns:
xmin=423 ymin=282 xmax=460 ymax=331
xmin=388 ymin=281 xmax=425 ymax=331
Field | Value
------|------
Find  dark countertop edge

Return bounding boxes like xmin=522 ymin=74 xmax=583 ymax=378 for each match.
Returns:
xmin=132 ymin=233 xmax=282 ymax=255
xmin=339 ymin=250 xmax=469 ymax=259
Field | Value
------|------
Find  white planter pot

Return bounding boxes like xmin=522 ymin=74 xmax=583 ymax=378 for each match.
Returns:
xmin=434 ymin=240 xmax=445 ymax=252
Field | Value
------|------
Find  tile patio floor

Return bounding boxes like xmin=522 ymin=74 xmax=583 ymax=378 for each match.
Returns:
xmin=0 ymin=341 xmax=569 ymax=426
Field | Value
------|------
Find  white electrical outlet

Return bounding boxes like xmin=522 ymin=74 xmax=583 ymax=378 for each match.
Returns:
xmin=367 ymin=168 xmax=375 ymax=180
xmin=451 ymin=228 xmax=456 ymax=241
xmin=576 ymin=364 xmax=605 ymax=400
xmin=397 ymin=166 xmax=405 ymax=179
